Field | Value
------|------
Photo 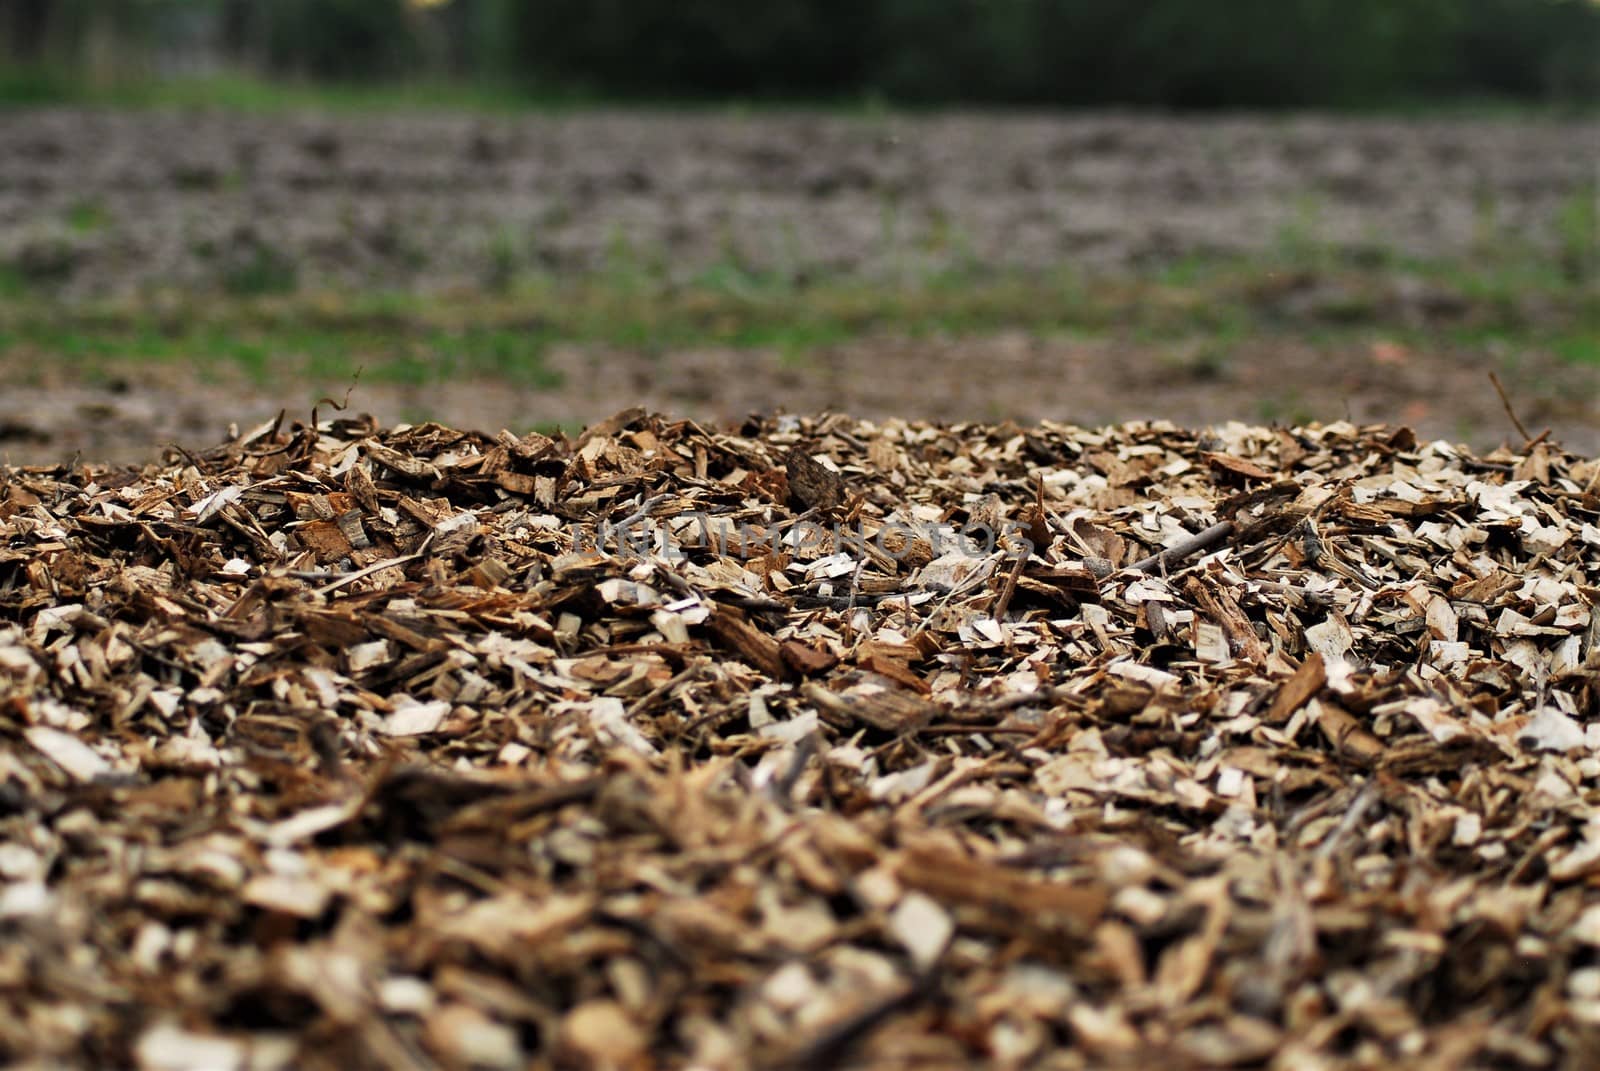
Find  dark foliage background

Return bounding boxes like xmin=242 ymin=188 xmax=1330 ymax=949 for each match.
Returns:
xmin=2 ymin=0 xmax=1597 ymax=107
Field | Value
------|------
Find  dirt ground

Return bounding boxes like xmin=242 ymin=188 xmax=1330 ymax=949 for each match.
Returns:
xmin=3 ymin=329 xmax=1595 ymax=468
xmin=0 ymin=110 xmax=1595 ymax=464
xmin=3 ymin=110 xmax=1594 ymax=293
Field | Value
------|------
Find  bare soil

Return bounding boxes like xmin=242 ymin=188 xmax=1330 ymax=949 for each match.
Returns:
xmin=3 ymin=110 xmax=1593 ymax=293
xmin=0 ymin=110 xmax=1594 ymax=465
xmin=2 ymin=331 xmax=1594 ymax=468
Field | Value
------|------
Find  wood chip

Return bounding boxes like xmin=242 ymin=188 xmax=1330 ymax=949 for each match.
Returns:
xmin=3 ymin=407 xmax=1599 ymax=1067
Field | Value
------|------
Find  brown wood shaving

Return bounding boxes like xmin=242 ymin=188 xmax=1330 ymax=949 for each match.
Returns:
xmin=1 ymin=409 xmax=1599 ymax=1069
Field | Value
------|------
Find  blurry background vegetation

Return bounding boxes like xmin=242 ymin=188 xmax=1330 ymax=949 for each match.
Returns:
xmin=1 ymin=0 xmax=1597 ymax=110
xmin=0 ymin=0 xmax=1594 ymax=457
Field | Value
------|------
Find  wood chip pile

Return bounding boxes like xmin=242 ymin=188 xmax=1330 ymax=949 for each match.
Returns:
xmin=3 ymin=408 xmax=1600 ymax=1070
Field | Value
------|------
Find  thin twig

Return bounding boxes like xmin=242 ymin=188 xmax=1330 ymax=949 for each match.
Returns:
xmin=951 ymin=684 xmax=1073 ymax=718
xmin=793 ymin=590 xmax=900 ymax=610
xmin=1241 ymin=579 xmax=1337 ymax=607
xmin=845 ymin=556 xmax=868 ymax=614
xmin=1314 ymin=779 xmax=1382 ymax=861
xmin=768 ymin=732 xmax=821 ymax=809
xmin=990 ymin=551 xmax=1028 ymax=622
xmin=312 ymin=533 xmax=434 ymax=597
xmin=1130 ymin=520 xmax=1235 ymax=574
xmin=918 ymin=724 xmax=1039 ymax=736
xmin=625 ymin=663 xmax=701 ymax=720
xmin=764 ymin=976 xmax=930 ymax=1070
xmin=1487 ymin=371 xmax=1535 ymax=447
xmin=612 ymin=492 xmax=670 ymax=531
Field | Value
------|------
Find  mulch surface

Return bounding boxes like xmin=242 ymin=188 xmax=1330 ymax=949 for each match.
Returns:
xmin=2 ymin=408 xmax=1599 ymax=1069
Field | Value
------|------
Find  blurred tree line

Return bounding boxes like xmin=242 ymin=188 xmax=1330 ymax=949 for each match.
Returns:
xmin=3 ymin=0 xmax=1596 ymax=107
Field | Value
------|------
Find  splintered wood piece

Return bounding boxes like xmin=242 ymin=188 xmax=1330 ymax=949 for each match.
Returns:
xmin=704 ymin=606 xmax=785 ymax=677
xmin=895 ymin=842 xmax=1108 ymax=935
xmin=780 ymin=638 xmax=840 ymax=676
xmin=1203 ymin=451 xmax=1275 ymax=482
xmin=1262 ymin=652 xmax=1326 ymax=724
xmin=1311 ymin=698 xmax=1384 ymax=763
xmin=1184 ymin=574 xmax=1267 ymax=665
xmin=784 ymin=445 xmax=846 ymax=511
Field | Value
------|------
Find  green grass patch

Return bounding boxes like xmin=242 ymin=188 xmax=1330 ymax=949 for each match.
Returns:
xmin=0 ymin=312 xmax=568 ymax=392
xmin=0 ymin=68 xmax=561 ymax=115
xmin=0 ymin=266 xmax=31 ymax=301
xmin=3 ymin=65 xmax=1593 ymax=120
xmin=1555 ymin=186 xmax=1599 ymax=282
xmin=0 ymin=248 xmax=1586 ymax=391
xmin=0 ymin=67 xmax=77 ymax=109
xmin=0 ymin=68 xmax=940 ymax=118
xmin=221 ymin=244 xmax=299 ymax=298
xmin=1550 ymin=332 xmax=1600 ymax=366
xmin=65 ymin=200 xmax=110 ymax=234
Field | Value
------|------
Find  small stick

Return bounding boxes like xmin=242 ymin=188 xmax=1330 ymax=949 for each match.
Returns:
xmin=951 ymin=684 xmax=1073 ymax=718
xmin=768 ymin=731 xmax=820 ymax=808
xmin=918 ymin=724 xmax=1039 ymax=736
xmin=1314 ymin=779 xmax=1382 ymax=861
xmin=1242 ymin=579 xmax=1337 ymax=607
xmin=990 ymin=551 xmax=1028 ymax=622
xmin=845 ymin=556 xmax=868 ymax=614
xmin=1130 ymin=520 xmax=1235 ymax=574
xmin=793 ymin=591 xmax=897 ymax=610
xmin=765 ymin=976 xmax=929 ymax=1070
xmin=625 ymin=663 xmax=700 ymax=720
xmin=1488 ymin=371 xmax=1535 ymax=447
xmin=610 ymin=493 xmax=670 ymax=533
xmin=313 ymin=533 xmax=434 ymax=597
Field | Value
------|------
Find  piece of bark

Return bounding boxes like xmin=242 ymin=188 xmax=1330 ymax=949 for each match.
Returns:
xmin=1204 ymin=452 xmax=1275 ymax=482
xmin=1184 ymin=574 xmax=1268 ymax=665
xmin=784 ymin=446 xmax=846 ymax=512
xmin=1312 ymin=699 xmax=1383 ymax=764
xmin=1262 ymin=652 xmax=1326 ymax=724
xmin=896 ymin=842 xmax=1107 ymax=937
xmin=705 ymin=607 xmax=785 ymax=678
xmin=780 ymin=638 xmax=840 ymax=677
